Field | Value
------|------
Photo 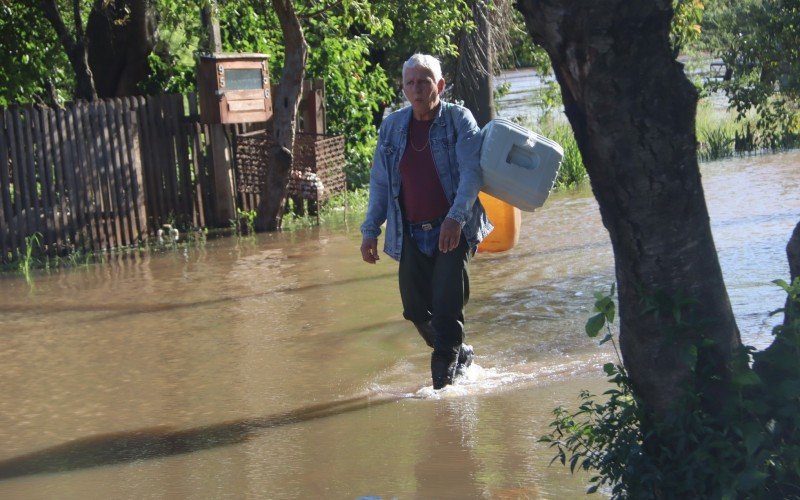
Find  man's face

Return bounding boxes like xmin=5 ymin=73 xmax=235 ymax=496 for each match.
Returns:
xmin=403 ymin=66 xmax=444 ymax=117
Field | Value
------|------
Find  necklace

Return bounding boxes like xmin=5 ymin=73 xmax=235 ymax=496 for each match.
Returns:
xmin=409 ymin=136 xmax=429 ymax=152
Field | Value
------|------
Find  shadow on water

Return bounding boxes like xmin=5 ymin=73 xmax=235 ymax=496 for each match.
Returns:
xmin=0 ymin=394 xmax=400 ymax=481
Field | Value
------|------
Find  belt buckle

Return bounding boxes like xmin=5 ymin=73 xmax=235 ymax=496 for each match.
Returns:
xmin=421 ymin=222 xmax=433 ymax=231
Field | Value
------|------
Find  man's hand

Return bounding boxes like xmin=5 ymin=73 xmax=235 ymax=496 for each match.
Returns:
xmin=361 ymin=238 xmax=380 ymax=263
xmin=438 ymin=217 xmax=462 ymax=253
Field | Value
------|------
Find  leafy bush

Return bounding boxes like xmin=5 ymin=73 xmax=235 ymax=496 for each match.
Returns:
xmin=701 ymin=0 xmax=800 ymax=153
xmin=543 ymin=280 xmax=800 ymax=498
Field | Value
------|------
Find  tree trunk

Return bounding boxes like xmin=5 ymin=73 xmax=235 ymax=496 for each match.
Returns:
xmin=783 ymin=221 xmax=800 ymax=329
xmin=40 ymin=0 xmax=98 ymax=101
xmin=515 ymin=0 xmax=741 ymax=418
xmin=200 ymin=2 xmax=222 ymax=53
xmin=452 ymin=0 xmax=495 ymax=127
xmin=785 ymin=222 xmax=800 ymax=286
xmin=257 ymin=0 xmax=308 ymax=231
xmin=753 ymin=221 xmax=800 ymax=384
xmin=87 ymin=0 xmax=157 ymax=98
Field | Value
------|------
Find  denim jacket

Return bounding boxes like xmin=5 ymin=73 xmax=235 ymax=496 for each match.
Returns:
xmin=361 ymin=101 xmax=493 ymax=261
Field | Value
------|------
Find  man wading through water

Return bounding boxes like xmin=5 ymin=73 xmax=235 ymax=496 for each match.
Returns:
xmin=360 ymin=54 xmax=493 ymax=389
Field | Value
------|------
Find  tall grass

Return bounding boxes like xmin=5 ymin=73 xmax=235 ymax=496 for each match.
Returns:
xmin=534 ymin=118 xmax=588 ymax=190
xmin=18 ymin=233 xmax=41 ymax=283
xmin=281 ymin=188 xmax=370 ymax=231
xmin=696 ymin=101 xmax=738 ymax=161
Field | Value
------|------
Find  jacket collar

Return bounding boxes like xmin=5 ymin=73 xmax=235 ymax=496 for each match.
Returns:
xmin=401 ymin=100 xmax=449 ymax=128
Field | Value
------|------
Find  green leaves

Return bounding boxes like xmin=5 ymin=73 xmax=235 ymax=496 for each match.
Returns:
xmin=772 ymin=277 xmax=800 ymax=301
xmin=672 ymin=0 xmax=706 ymax=54
xmin=548 ymin=277 xmax=800 ymax=498
xmin=701 ymin=0 xmax=800 ymax=150
xmin=585 ymin=313 xmax=605 ymax=338
xmin=585 ymin=284 xmax=616 ymax=338
xmin=0 ymin=0 xmax=71 ymax=105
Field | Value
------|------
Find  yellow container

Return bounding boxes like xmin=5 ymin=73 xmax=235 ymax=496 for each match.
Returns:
xmin=477 ymin=191 xmax=521 ymax=253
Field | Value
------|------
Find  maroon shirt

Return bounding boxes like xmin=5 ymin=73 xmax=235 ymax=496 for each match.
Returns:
xmin=399 ymin=117 xmax=450 ymax=223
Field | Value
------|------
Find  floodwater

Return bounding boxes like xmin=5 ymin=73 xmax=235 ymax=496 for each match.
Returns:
xmin=493 ymin=63 xmax=728 ymax=123
xmin=0 ymin=149 xmax=798 ymax=499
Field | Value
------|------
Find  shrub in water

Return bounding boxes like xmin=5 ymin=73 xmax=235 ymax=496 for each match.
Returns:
xmin=543 ymin=281 xmax=800 ymax=498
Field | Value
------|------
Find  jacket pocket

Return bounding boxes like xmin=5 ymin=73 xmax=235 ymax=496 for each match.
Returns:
xmin=380 ymin=142 xmax=397 ymax=157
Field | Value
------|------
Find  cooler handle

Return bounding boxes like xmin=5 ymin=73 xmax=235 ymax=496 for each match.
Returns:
xmin=506 ymin=143 xmax=539 ymax=171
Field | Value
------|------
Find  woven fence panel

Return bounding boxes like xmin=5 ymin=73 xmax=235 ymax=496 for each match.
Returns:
xmin=235 ymin=133 xmax=271 ymax=194
xmin=234 ymin=131 xmax=346 ymax=202
xmin=312 ymin=135 xmax=346 ymax=197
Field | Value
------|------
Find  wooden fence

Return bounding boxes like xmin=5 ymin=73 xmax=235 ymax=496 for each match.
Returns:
xmin=0 ymin=94 xmax=223 ymax=263
xmin=1 ymin=90 xmax=333 ymax=265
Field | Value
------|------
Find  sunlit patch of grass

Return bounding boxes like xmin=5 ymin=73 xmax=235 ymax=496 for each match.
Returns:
xmin=696 ymin=102 xmax=737 ymax=161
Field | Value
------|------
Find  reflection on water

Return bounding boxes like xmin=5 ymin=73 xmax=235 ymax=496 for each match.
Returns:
xmin=0 ymin=151 xmax=798 ymax=498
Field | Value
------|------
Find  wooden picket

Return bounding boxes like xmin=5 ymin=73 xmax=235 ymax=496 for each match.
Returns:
xmin=0 ymin=91 xmax=327 ymax=265
xmin=0 ymin=94 xmax=219 ymax=264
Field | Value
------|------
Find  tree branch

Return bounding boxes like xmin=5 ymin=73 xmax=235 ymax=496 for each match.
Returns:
xmin=786 ymin=221 xmax=800 ymax=283
xmin=40 ymin=0 xmax=77 ymax=54
xmin=72 ymin=0 xmax=84 ymax=40
xmin=40 ymin=0 xmax=97 ymax=100
xmin=783 ymin=220 xmax=800 ymax=329
xmin=298 ymin=0 xmax=343 ymax=20
xmin=752 ymin=220 xmax=800 ymax=385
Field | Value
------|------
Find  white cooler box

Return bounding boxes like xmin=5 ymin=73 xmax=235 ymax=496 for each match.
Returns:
xmin=479 ymin=118 xmax=564 ymax=212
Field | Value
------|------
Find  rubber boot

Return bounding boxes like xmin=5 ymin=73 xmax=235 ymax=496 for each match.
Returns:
xmin=431 ymin=349 xmax=459 ymax=389
xmin=414 ymin=321 xmax=435 ymax=348
xmin=455 ymin=344 xmax=474 ymax=377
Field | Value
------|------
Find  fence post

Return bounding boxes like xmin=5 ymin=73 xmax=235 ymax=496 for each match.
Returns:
xmin=209 ymin=124 xmax=236 ymax=226
xmin=301 ymin=79 xmax=326 ymax=134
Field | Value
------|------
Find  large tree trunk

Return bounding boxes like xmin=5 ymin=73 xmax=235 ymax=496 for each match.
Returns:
xmin=257 ymin=0 xmax=308 ymax=231
xmin=452 ymin=0 xmax=495 ymax=127
xmin=753 ymin=221 xmax=800 ymax=383
xmin=780 ymin=221 xmax=800 ymax=333
xmin=515 ymin=0 xmax=741 ymax=418
xmin=87 ymin=0 xmax=157 ymax=98
xmin=40 ymin=0 xmax=97 ymax=101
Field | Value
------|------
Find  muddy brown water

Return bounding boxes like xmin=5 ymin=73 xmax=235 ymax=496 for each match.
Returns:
xmin=0 ymin=151 xmax=798 ymax=499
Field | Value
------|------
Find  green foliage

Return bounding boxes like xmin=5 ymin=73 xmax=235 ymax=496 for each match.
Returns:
xmin=496 ymin=7 xmax=551 ymax=73
xmin=671 ymin=0 xmax=706 ymax=55
xmin=236 ymin=208 xmax=258 ymax=236
xmin=306 ymin=35 xmax=391 ymax=189
xmin=530 ymin=118 xmax=588 ymax=190
xmin=297 ymin=0 xmax=474 ymax=189
xmin=18 ymin=233 xmax=42 ymax=283
xmin=328 ymin=186 xmax=370 ymax=214
xmin=540 ymin=284 xmax=640 ymax=497
xmin=493 ymin=81 xmax=511 ymax=102
xmin=695 ymin=93 xmax=795 ymax=160
xmin=698 ymin=126 xmax=734 ymax=161
xmin=696 ymin=101 xmax=738 ymax=160
xmin=0 ymin=1 xmax=72 ymax=106
xmin=543 ymin=282 xmax=800 ymax=498
xmin=701 ymin=0 xmax=800 ymax=150
xmin=344 ymin=0 xmax=473 ymax=186
xmin=281 ymin=188 xmax=369 ymax=230
xmin=369 ymin=0 xmax=471 ymax=83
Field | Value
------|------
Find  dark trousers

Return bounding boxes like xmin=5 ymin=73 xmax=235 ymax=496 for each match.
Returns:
xmin=399 ymin=229 xmax=473 ymax=356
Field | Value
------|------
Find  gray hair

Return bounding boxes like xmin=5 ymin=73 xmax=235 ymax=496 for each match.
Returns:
xmin=402 ymin=53 xmax=443 ymax=83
